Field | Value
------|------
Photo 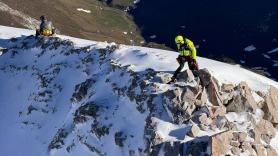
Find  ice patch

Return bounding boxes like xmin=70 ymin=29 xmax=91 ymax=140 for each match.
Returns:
xmin=0 ymin=47 xmax=4 ymax=56
xmin=273 ymin=63 xmax=278 ymax=67
xmin=268 ymin=47 xmax=278 ymax=54
xmin=225 ymin=112 xmax=248 ymax=123
xmin=252 ymin=66 xmax=267 ymax=70
xmin=150 ymin=35 xmax=156 ymax=39
xmin=265 ymin=72 xmax=271 ymax=77
xmin=153 ymin=117 xmax=189 ymax=142
xmin=77 ymin=8 xmax=91 ymax=14
xmin=270 ymin=131 xmax=278 ymax=151
xmin=262 ymin=53 xmax=271 ymax=59
xmin=244 ymin=45 xmax=256 ymax=52
xmin=225 ymin=112 xmax=253 ymax=131
xmin=254 ymin=109 xmax=264 ymax=124
xmin=270 ymin=130 xmax=278 ymax=154
xmin=240 ymin=60 xmax=246 ymax=64
xmin=134 ymin=0 xmax=141 ymax=4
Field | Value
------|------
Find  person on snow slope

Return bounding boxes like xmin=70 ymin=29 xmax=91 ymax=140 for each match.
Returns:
xmin=36 ymin=15 xmax=56 ymax=38
xmin=168 ymin=35 xmax=199 ymax=84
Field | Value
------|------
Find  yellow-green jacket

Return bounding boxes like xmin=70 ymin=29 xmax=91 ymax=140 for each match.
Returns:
xmin=176 ymin=38 xmax=197 ymax=60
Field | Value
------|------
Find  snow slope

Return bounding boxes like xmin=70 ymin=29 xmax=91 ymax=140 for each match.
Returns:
xmin=0 ymin=2 xmax=39 ymax=29
xmin=0 ymin=25 xmax=278 ymax=156
xmin=1 ymin=26 xmax=277 ymax=91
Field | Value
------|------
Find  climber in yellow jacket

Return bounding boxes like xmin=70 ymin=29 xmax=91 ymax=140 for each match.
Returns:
xmin=169 ymin=35 xmax=199 ymax=83
xmin=35 ymin=15 xmax=56 ymax=38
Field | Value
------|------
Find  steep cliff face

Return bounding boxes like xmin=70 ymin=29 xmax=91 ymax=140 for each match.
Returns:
xmin=0 ymin=26 xmax=278 ymax=156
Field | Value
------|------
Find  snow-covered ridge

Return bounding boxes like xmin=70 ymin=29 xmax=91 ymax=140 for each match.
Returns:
xmin=0 ymin=26 xmax=277 ymax=91
xmin=0 ymin=26 xmax=278 ymax=156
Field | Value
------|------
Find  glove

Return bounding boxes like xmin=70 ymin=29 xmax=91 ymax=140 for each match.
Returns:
xmin=189 ymin=59 xmax=199 ymax=70
xmin=192 ymin=59 xmax=199 ymax=70
xmin=176 ymin=56 xmax=182 ymax=64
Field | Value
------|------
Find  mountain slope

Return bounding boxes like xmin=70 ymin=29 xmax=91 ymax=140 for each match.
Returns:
xmin=0 ymin=0 xmax=143 ymax=44
xmin=0 ymin=26 xmax=278 ymax=156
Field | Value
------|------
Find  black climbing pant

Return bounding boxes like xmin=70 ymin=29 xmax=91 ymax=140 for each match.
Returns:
xmin=172 ymin=55 xmax=199 ymax=79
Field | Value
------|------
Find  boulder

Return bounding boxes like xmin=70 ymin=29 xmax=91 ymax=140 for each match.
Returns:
xmin=158 ymin=72 xmax=173 ymax=84
xmin=179 ymin=69 xmax=195 ymax=82
xmin=199 ymin=124 xmax=209 ymax=131
xmin=195 ymin=87 xmax=208 ymax=107
xmin=227 ymin=122 xmax=237 ymax=131
xmin=256 ymin=90 xmax=266 ymax=98
xmin=251 ymin=119 xmax=276 ymax=144
xmin=163 ymin=88 xmax=182 ymax=113
xmin=221 ymin=92 xmax=235 ymax=105
xmin=267 ymin=146 xmax=278 ymax=156
xmin=253 ymin=144 xmax=267 ymax=156
xmin=241 ymin=141 xmax=253 ymax=153
xmin=185 ymin=103 xmax=196 ymax=118
xmin=238 ymin=132 xmax=247 ymax=143
xmin=207 ymin=78 xmax=223 ymax=106
xmin=198 ymin=113 xmax=209 ymax=125
xmin=197 ymin=68 xmax=211 ymax=87
xmin=230 ymin=141 xmax=240 ymax=147
xmin=200 ymin=88 xmax=208 ymax=105
xmin=209 ymin=105 xmax=226 ymax=118
xmin=194 ymin=100 xmax=203 ymax=107
xmin=261 ymin=134 xmax=272 ymax=144
xmin=226 ymin=95 xmax=244 ymax=112
xmin=163 ymin=88 xmax=194 ymax=123
xmin=188 ymin=124 xmax=201 ymax=137
xmin=211 ymin=130 xmax=233 ymax=156
xmin=214 ymin=116 xmax=229 ymax=130
xmin=231 ymin=146 xmax=241 ymax=155
xmin=262 ymin=86 xmax=278 ymax=124
xmin=181 ymin=87 xmax=197 ymax=104
xmin=221 ymin=84 xmax=234 ymax=93
xmin=232 ymin=132 xmax=239 ymax=141
xmin=163 ymin=88 xmax=182 ymax=106
xmin=226 ymin=82 xmax=257 ymax=113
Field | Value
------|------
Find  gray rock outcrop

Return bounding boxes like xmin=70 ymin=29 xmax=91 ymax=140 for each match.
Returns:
xmin=226 ymin=82 xmax=257 ymax=113
xmin=262 ymin=86 xmax=278 ymax=124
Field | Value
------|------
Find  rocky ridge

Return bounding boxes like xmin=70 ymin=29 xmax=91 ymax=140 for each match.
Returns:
xmin=0 ymin=35 xmax=278 ymax=156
